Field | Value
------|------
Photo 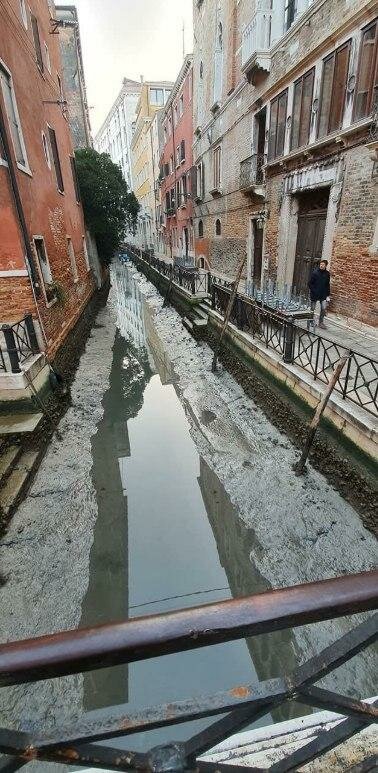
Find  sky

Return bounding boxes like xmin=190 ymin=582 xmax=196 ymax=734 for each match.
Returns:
xmin=57 ymin=0 xmax=194 ymax=136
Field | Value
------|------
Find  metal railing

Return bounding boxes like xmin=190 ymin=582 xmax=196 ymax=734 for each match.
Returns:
xmin=212 ymin=283 xmax=378 ymax=417
xmin=126 ymin=246 xmax=211 ymax=297
xmin=0 ymin=314 xmax=40 ymax=374
xmin=240 ymin=153 xmax=265 ymax=189
xmin=0 ymin=571 xmax=376 ymax=771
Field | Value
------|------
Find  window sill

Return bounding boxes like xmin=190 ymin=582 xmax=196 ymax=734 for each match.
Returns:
xmin=0 ymin=158 xmax=8 ymax=168
xmin=209 ymin=187 xmax=222 ymax=197
xmin=57 ymin=188 xmax=65 ymax=196
xmin=17 ymin=162 xmax=33 ymax=177
xmin=45 ymin=296 xmax=58 ymax=309
xmin=266 ymin=116 xmax=374 ymax=169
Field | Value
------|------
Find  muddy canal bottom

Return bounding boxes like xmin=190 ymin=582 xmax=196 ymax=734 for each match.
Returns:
xmin=79 ymin=266 xmax=302 ymax=752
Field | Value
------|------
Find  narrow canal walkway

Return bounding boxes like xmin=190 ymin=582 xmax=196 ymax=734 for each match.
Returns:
xmin=0 ymin=260 xmax=376 ymax=770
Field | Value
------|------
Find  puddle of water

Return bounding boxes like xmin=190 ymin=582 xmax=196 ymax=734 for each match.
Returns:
xmin=78 ymin=265 xmax=304 ymax=752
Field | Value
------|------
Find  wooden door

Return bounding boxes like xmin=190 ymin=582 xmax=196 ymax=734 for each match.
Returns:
xmin=253 ymin=221 xmax=263 ymax=286
xmin=293 ymin=212 xmax=327 ymax=295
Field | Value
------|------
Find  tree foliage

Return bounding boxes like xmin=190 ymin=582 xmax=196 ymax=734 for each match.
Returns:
xmin=75 ymin=148 xmax=139 ymax=266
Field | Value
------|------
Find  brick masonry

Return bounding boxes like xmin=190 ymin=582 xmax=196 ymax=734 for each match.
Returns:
xmin=192 ymin=0 xmax=378 ymax=327
xmin=0 ymin=0 xmax=95 ymax=357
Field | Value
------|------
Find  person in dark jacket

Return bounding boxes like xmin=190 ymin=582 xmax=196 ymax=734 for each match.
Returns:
xmin=308 ymin=259 xmax=331 ymax=330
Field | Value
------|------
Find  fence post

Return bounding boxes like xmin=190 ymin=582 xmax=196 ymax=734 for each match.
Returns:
xmin=24 ymin=313 xmax=39 ymax=355
xmin=212 ymin=284 xmax=216 ymax=309
xmin=179 ymin=267 xmax=183 ymax=287
xmin=2 ymin=325 xmax=21 ymax=373
xmin=191 ymin=274 xmax=196 ymax=295
xmin=283 ymin=318 xmax=295 ymax=364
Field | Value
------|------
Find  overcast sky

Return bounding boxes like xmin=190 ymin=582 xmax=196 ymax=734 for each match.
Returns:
xmin=57 ymin=0 xmax=194 ymax=136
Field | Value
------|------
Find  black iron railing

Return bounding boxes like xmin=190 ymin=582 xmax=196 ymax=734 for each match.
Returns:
xmin=127 ymin=246 xmax=210 ymax=296
xmin=0 ymin=314 xmax=40 ymax=374
xmin=0 ymin=571 xmax=377 ymax=771
xmin=240 ymin=154 xmax=265 ymax=190
xmin=212 ymin=283 xmax=378 ymax=417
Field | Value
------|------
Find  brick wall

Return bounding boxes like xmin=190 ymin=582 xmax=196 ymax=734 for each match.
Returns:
xmin=0 ymin=0 xmax=95 ymax=356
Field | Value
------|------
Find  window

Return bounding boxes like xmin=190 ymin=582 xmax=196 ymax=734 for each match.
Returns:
xmin=31 ymin=14 xmax=44 ymax=72
xmin=318 ymin=41 xmax=351 ymax=138
xmin=165 ymin=191 xmax=170 ymax=212
xmin=164 ymin=162 xmax=169 ymax=177
xmin=70 ymin=156 xmax=81 ymax=202
xmin=291 ymin=68 xmax=315 ymax=150
xmin=164 ymin=124 xmax=167 ymax=143
xmin=285 ymin=0 xmax=296 ymax=32
xmin=179 ymin=94 xmax=184 ymax=117
xmin=176 ymin=180 xmax=180 ymax=206
xmin=174 ymin=105 xmax=178 ymax=126
xmin=214 ymin=20 xmax=223 ymax=104
xmin=182 ymin=173 xmax=187 ymax=201
xmin=169 ymin=155 xmax=174 ymax=174
xmin=268 ymin=89 xmax=288 ymax=160
xmin=354 ymin=19 xmax=378 ymax=120
xmin=42 ymin=131 xmax=50 ymax=167
xmin=150 ymin=88 xmax=164 ymax=106
xmin=83 ymin=236 xmax=90 ymax=271
xmin=67 ymin=237 xmax=78 ymax=282
xmin=34 ymin=237 xmax=55 ymax=301
xmin=170 ymin=187 xmax=175 ymax=210
xmin=168 ymin=117 xmax=172 ymax=136
xmin=215 ymin=219 xmax=221 ymax=236
xmin=180 ymin=139 xmax=185 ymax=162
xmin=19 ymin=0 xmax=28 ymax=27
xmin=48 ymin=126 xmax=64 ymax=192
xmin=0 ymin=65 xmax=28 ymax=169
xmin=196 ymin=161 xmax=205 ymax=199
xmin=44 ymin=42 xmax=51 ymax=74
xmin=198 ymin=220 xmax=204 ymax=238
xmin=213 ymin=145 xmax=221 ymax=189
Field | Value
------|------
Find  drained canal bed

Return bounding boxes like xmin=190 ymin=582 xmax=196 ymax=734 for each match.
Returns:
xmin=0 ymin=261 xmax=376 ymax=768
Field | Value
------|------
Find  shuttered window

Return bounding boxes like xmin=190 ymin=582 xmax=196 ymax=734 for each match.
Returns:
xmin=354 ymin=19 xmax=378 ymax=120
xmin=318 ymin=41 xmax=351 ymax=138
xmin=48 ymin=126 xmax=64 ymax=192
xmin=0 ymin=66 xmax=27 ymax=167
xmin=31 ymin=14 xmax=44 ymax=72
xmin=268 ymin=90 xmax=288 ymax=160
xmin=291 ymin=68 xmax=315 ymax=150
xmin=180 ymin=139 xmax=186 ymax=162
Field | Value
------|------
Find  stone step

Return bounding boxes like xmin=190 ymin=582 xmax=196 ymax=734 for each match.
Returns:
xmin=0 ymin=450 xmax=39 ymax=516
xmin=0 ymin=413 xmax=43 ymax=435
xmin=182 ymin=317 xmax=194 ymax=333
xmin=193 ymin=317 xmax=208 ymax=328
xmin=0 ymin=445 xmax=21 ymax=486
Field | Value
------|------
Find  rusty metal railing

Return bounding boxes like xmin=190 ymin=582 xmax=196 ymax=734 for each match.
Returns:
xmin=0 ymin=571 xmax=377 ymax=771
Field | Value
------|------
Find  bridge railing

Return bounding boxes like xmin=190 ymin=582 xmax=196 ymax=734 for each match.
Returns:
xmin=0 ymin=571 xmax=377 ymax=771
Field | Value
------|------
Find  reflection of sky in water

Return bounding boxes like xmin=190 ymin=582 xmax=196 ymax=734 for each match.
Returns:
xmin=79 ymin=264 xmax=306 ymax=753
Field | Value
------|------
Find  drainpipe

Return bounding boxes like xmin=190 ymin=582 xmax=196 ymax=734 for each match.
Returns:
xmin=171 ymin=102 xmax=178 ymax=263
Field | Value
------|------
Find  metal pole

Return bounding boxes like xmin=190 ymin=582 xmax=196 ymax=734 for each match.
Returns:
xmin=0 ymin=571 xmax=376 ymax=688
xmin=212 ymin=255 xmax=246 ymax=372
xmin=294 ymin=354 xmax=349 ymax=475
xmin=2 ymin=325 xmax=21 ymax=373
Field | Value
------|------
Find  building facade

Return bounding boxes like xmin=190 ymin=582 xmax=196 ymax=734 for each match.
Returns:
xmin=0 ymin=0 xmax=95 ymax=357
xmin=193 ymin=0 xmax=378 ymax=328
xmin=160 ymin=56 xmax=195 ymax=264
xmin=131 ymin=81 xmax=173 ymax=249
xmin=55 ymin=5 xmax=92 ymax=149
xmin=94 ymin=78 xmax=141 ymax=192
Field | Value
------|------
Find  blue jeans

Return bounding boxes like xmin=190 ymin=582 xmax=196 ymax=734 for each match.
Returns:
xmin=308 ymin=300 xmax=327 ymax=330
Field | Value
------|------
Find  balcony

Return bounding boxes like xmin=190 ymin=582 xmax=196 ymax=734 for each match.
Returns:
xmin=240 ymin=153 xmax=265 ymax=197
xmin=241 ymin=1 xmax=272 ymax=85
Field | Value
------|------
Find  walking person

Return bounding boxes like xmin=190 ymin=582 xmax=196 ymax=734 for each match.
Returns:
xmin=308 ymin=259 xmax=331 ymax=330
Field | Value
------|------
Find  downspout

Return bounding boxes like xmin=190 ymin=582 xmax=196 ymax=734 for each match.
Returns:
xmin=0 ymin=102 xmax=48 ymax=344
xmin=171 ymin=102 xmax=178 ymax=261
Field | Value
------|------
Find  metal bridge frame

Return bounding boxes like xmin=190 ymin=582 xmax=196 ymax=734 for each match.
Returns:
xmin=0 ymin=571 xmax=377 ymax=771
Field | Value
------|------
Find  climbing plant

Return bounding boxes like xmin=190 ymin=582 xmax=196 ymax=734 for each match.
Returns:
xmin=75 ymin=148 xmax=139 ymax=266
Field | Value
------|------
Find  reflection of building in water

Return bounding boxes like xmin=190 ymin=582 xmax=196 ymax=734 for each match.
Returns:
xmin=143 ymin=301 xmax=173 ymax=386
xmin=198 ymin=458 xmax=307 ymax=723
xmin=80 ymin=331 xmax=153 ymax=712
xmin=114 ymin=264 xmax=146 ymax=349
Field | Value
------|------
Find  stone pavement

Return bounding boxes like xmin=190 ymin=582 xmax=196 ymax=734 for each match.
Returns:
xmin=301 ymin=315 xmax=378 ymax=361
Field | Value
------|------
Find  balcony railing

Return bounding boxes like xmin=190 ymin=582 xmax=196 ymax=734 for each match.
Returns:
xmin=241 ymin=1 xmax=272 ymax=70
xmin=240 ymin=153 xmax=265 ymax=191
xmin=0 ymin=314 xmax=40 ymax=374
xmin=0 ymin=571 xmax=376 ymax=771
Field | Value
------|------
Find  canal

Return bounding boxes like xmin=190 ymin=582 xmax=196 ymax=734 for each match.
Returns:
xmin=0 ymin=260 xmax=376 ymax=770
xmin=79 ymin=263 xmax=302 ymax=752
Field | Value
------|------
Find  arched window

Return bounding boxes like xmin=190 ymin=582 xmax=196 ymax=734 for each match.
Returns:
xmin=215 ymin=219 xmax=221 ymax=236
xmin=200 ymin=61 xmax=203 ymax=79
xmin=198 ymin=219 xmax=204 ymax=238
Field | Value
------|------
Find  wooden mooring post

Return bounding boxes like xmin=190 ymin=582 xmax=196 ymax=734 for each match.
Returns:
xmin=294 ymin=354 xmax=350 ymax=475
xmin=211 ymin=256 xmax=246 ymax=373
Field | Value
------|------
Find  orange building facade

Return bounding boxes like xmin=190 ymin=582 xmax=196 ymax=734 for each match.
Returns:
xmin=0 ymin=0 xmax=95 ymax=358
